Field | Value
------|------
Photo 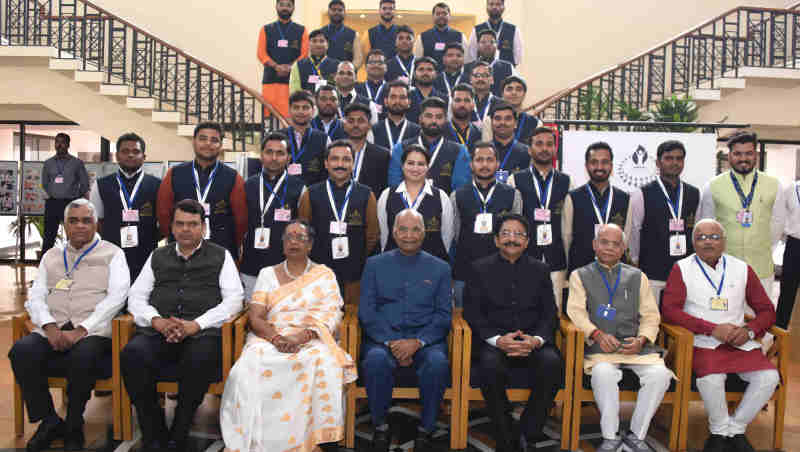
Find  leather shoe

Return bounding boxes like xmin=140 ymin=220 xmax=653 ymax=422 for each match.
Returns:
xmin=730 ymin=434 xmax=756 ymax=452
xmin=702 ymin=434 xmax=730 ymax=452
xmin=371 ymin=427 xmax=391 ymax=452
xmin=413 ymin=429 xmax=438 ymax=452
xmin=63 ymin=427 xmax=85 ymax=451
xmin=140 ymin=440 xmax=166 ymax=452
xmin=26 ymin=417 xmax=65 ymax=452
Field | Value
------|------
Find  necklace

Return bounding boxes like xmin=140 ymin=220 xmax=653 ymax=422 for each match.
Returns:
xmin=283 ymin=259 xmax=312 ymax=280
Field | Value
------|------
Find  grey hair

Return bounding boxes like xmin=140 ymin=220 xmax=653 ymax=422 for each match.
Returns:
xmin=693 ymin=218 xmax=726 ymax=239
xmin=392 ymin=208 xmax=424 ymax=231
xmin=596 ymin=223 xmax=626 ymax=244
xmin=64 ymin=198 xmax=98 ymax=223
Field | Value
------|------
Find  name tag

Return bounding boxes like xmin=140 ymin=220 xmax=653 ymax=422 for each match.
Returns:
xmin=204 ymin=217 xmax=211 ymax=239
xmin=534 ymin=208 xmax=551 ymax=223
xmin=397 ymin=76 xmax=410 ymax=85
xmin=669 ymin=234 xmax=687 ymax=256
xmin=495 ymin=170 xmax=509 ymax=183
xmin=277 ymin=39 xmax=289 ymax=48
xmin=434 ymin=42 xmax=446 ymax=51
xmin=308 ymin=75 xmax=320 ymax=84
xmin=597 ymin=304 xmax=616 ymax=320
xmin=122 ymin=209 xmax=139 ymax=223
xmin=710 ymin=296 xmax=728 ymax=311
xmin=375 ymin=104 xmax=383 ymax=114
xmin=121 ymin=226 xmax=139 ymax=248
xmin=332 ymin=236 xmax=349 ymax=259
xmin=594 ymin=224 xmax=601 ymax=237
xmin=202 ymin=202 xmax=211 ymax=216
xmin=669 ymin=218 xmax=684 ymax=232
xmin=254 ymin=227 xmax=270 ymax=249
xmin=537 ymin=224 xmax=553 ymax=246
xmin=288 ymin=163 xmax=303 ymax=176
xmin=54 ymin=176 xmax=64 ymax=184
xmin=274 ymin=208 xmax=291 ymax=222
xmin=737 ymin=209 xmax=753 ymax=227
xmin=55 ymin=278 xmax=73 ymax=291
xmin=474 ymin=213 xmax=493 ymax=234
xmin=330 ymin=221 xmax=347 ymax=235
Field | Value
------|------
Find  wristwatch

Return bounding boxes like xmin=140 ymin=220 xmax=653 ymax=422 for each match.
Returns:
xmin=746 ymin=328 xmax=755 ymax=340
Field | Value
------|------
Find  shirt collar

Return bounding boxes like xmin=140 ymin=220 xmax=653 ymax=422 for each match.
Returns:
xmin=119 ymin=167 xmax=142 ymax=179
xmin=396 ymin=179 xmax=433 ymax=196
xmin=67 ymin=233 xmax=101 ymax=253
xmin=175 ymin=240 xmax=204 ymax=260
xmin=595 ymin=259 xmax=622 ymax=272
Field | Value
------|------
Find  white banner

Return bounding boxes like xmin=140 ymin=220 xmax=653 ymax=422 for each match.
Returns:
xmin=561 ymin=131 xmax=718 ymax=193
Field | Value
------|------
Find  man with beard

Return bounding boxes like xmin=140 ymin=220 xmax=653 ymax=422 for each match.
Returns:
xmin=278 ymin=90 xmax=329 ymax=186
xmin=444 ymin=83 xmax=483 ymax=153
xmin=362 ymin=0 xmax=399 ymax=60
xmin=389 ymin=96 xmax=471 ymax=194
xmin=90 ymin=133 xmax=161 ymax=281
xmin=343 ymin=103 xmax=390 ymax=196
xmin=452 ymin=143 xmax=522 ymax=307
xmin=289 ymin=28 xmax=340 ymax=94
xmin=699 ymin=131 xmax=786 ymax=310
xmin=407 ymin=57 xmax=449 ymax=125
xmin=508 ymin=127 xmax=572 ymax=312
xmin=414 ymin=2 xmax=468 ymax=69
xmin=41 ymin=133 xmax=89 ymax=255
xmin=324 ymin=0 xmax=363 ymax=69
xmin=464 ymin=29 xmax=516 ymax=96
xmin=628 ymin=140 xmax=700 ymax=303
xmin=311 ymin=85 xmax=347 ymax=141
xmin=562 ymin=142 xmax=631 ymax=275
xmin=157 ymin=122 xmax=247 ymax=261
xmin=498 ymin=76 xmax=541 ymax=147
xmin=333 ymin=61 xmax=372 ymax=119
xmin=385 ymin=25 xmax=417 ymax=84
xmin=470 ymin=61 xmax=500 ymax=128
xmin=258 ymin=0 xmax=308 ymax=118
xmin=298 ymin=140 xmax=379 ymax=306
xmin=434 ymin=42 xmax=467 ymax=99
xmin=489 ymin=101 xmax=530 ymax=184
xmin=468 ymin=0 xmax=523 ymax=66
xmin=356 ymin=49 xmax=389 ymax=117
xmin=370 ymin=80 xmax=421 ymax=150
xmin=464 ymin=213 xmax=563 ymax=452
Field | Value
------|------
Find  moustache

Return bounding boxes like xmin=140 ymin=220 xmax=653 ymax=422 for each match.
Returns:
xmin=332 ymin=167 xmax=347 ymax=172
xmin=502 ymin=241 xmax=522 ymax=247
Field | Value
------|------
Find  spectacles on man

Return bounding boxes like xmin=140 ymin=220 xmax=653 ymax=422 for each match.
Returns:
xmin=696 ymin=233 xmax=722 ymax=242
xmin=499 ymin=230 xmax=527 ymax=238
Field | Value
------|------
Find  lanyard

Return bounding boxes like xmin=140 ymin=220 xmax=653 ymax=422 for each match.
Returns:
xmin=116 ymin=170 xmax=144 ymax=211
xmin=419 ymin=136 xmax=445 ymax=169
xmin=276 ymin=21 xmax=291 ymax=41
xmin=259 ymin=170 xmax=288 ymax=227
xmin=471 ymin=180 xmax=497 ymax=213
xmin=337 ymin=92 xmax=357 ymax=117
xmin=475 ymin=94 xmax=494 ymax=123
xmin=656 ymin=178 xmax=684 ymax=221
xmin=396 ymin=55 xmax=415 ymax=78
xmin=442 ymin=69 xmax=463 ymax=97
xmin=310 ymin=55 xmax=326 ymax=75
xmin=595 ymin=261 xmax=621 ymax=306
xmin=365 ymin=81 xmax=385 ymax=102
xmin=192 ymin=160 xmax=219 ymax=204
xmin=352 ymin=143 xmax=367 ymax=182
xmin=55 ymin=158 xmax=68 ymax=175
xmin=450 ymin=122 xmax=471 ymax=146
xmin=327 ymin=23 xmax=345 ymax=44
xmin=514 ymin=114 xmax=526 ymax=142
xmin=288 ymin=127 xmax=309 ymax=162
xmin=433 ymin=26 xmax=450 ymax=43
xmin=730 ymin=171 xmax=758 ymax=210
xmin=488 ymin=20 xmax=504 ymax=38
xmin=63 ymin=238 xmax=100 ymax=279
xmin=694 ymin=255 xmax=726 ymax=296
xmin=587 ymin=184 xmax=613 ymax=225
xmin=531 ymin=168 xmax=553 ymax=210
xmin=498 ymin=139 xmax=517 ymax=170
xmin=326 ymin=179 xmax=353 ymax=224
xmin=385 ymin=119 xmax=408 ymax=149
xmin=400 ymin=182 xmax=428 ymax=211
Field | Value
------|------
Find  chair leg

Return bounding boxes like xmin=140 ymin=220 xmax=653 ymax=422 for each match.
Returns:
xmin=345 ymin=388 xmax=356 ymax=449
xmin=459 ymin=397 xmax=469 ymax=449
xmin=570 ymin=395 xmax=582 ymax=451
xmin=14 ymin=382 xmax=24 ymax=437
xmin=122 ymin=385 xmax=134 ymax=441
xmin=561 ymin=397 xmax=572 ymax=451
xmin=774 ymin=390 xmax=786 ymax=450
xmin=449 ymin=398 xmax=459 ymax=450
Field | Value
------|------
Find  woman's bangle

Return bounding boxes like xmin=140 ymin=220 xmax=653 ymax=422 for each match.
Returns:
xmin=268 ymin=334 xmax=281 ymax=344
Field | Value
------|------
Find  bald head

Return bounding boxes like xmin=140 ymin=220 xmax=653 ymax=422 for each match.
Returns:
xmin=593 ymin=223 xmax=626 ymax=266
xmin=693 ymin=218 xmax=726 ymax=265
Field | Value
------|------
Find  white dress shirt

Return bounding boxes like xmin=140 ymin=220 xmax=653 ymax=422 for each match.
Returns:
xmin=376 ymin=180 xmax=455 ymax=251
xmin=466 ymin=22 xmax=524 ymax=65
xmin=784 ymin=181 xmax=800 ymax=240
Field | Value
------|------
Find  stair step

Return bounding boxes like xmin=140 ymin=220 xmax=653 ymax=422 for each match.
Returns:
xmin=689 ymin=88 xmax=721 ymax=102
xmin=99 ymin=84 xmax=129 ymax=96
xmin=74 ymin=70 xmax=104 ymax=83
xmin=698 ymin=78 xmax=746 ymax=90
xmin=152 ymin=111 xmax=181 ymax=123
xmin=0 ymin=46 xmax=57 ymax=58
xmin=725 ymin=66 xmax=800 ymax=80
xmin=126 ymin=97 xmax=155 ymax=110
xmin=49 ymin=58 xmax=81 ymax=71
xmin=177 ymin=124 xmax=195 ymax=137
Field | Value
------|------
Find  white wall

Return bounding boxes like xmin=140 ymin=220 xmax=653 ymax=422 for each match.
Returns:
xmin=765 ymin=144 xmax=799 ymax=186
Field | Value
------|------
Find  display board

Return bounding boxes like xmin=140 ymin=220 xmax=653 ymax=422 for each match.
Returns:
xmin=21 ymin=161 xmax=46 ymax=215
xmin=0 ymin=161 xmax=18 ymax=215
xmin=142 ymin=162 xmax=166 ymax=179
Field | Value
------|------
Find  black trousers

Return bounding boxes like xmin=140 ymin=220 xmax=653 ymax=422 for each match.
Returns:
xmin=120 ymin=333 xmax=221 ymax=445
xmin=8 ymin=332 xmax=111 ymax=430
xmin=477 ymin=343 xmax=563 ymax=447
xmin=777 ymin=236 xmax=800 ymax=329
xmin=43 ymin=198 xmax=73 ymax=255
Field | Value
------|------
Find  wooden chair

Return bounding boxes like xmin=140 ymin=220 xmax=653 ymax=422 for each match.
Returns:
xmin=343 ymin=307 xmax=464 ymax=450
xmin=12 ymin=312 xmax=125 ymax=441
xmin=570 ymin=322 xmax=692 ymax=451
xmin=117 ymin=312 xmax=244 ymax=441
xmin=456 ymin=316 xmax=577 ymax=450
xmin=678 ymin=325 xmax=790 ymax=452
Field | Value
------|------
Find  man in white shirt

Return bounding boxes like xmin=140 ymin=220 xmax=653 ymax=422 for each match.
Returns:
xmin=10 ymin=199 xmax=129 ymax=452
xmin=776 ymin=180 xmax=800 ymax=328
xmin=122 ymin=199 xmax=243 ymax=452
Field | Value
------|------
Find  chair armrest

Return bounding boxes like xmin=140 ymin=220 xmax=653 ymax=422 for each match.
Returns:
xmin=345 ymin=312 xmax=360 ymax=362
xmin=767 ymin=326 xmax=789 ymax=366
xmin=221 ymin=311 xmax=246 ymax=381
xmin=768 ymin=325 xmax=788 ymax=338
xmin=12 ymin=312 xmax=32 ymax=342
xmin=115 ymin=314 xmax=135 ymax=348
xmin=234 ymin=309 xmax=249 ymax=361
xmin=659 ymin=322 xmax=692 ymax=376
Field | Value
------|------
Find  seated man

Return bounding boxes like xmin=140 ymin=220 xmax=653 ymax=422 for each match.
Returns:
xmin=122 ymin=199 xmax=243 ymax=452
xmin=567 ymin=224 xmax=672 ymax=452
xmin=359 ymin=208 xmax=452 ymax=452
xmin=9 ymin=199 xmax=129 ymax=452
xmin=464 ymin=213 xmax=563 ymax=452
xmin=662 ymin=219 xmax=779 ymax=452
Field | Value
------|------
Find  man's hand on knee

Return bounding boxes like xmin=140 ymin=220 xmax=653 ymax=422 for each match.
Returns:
xmin=44 ymin=323 xmax=70 ymax=351
xmin=61 ymin=326 xmax=88 ymax=347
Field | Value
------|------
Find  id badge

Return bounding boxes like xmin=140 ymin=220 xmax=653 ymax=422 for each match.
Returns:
xmin=710 ymin=296 xmax=729 ymax=311
xmin=474 ymin=213 xmax=493 ymax=234
xmin=594 ymin=223 xmax=601 ymax=237
xmin=737 ymin=209 xmax=753 ymax=227
xmin=398 ymin=76 xmax=410 ymax=85
xmin=537 ymin=224 xmax=553 ymax=246
xmin=277 ymin=39 xmax=289 ymax=48
xmin=288 ymin=163 xmax=303 ymax=176
xmin=534 ymin=208 xmax=551 ymax=222
xmin=669 ymin=218 xmax=685 ymax=232
xmin=254 ymin=227 xmax=270 ymax=249
xmin=120 ymin=226 xmax=139 ymax=248
xmin=308 ymin=75 xmax=320 ymax=84
xmin=55 ymin=278 xmax=73 ymax=291
xmin=375 ymin=104 xmax=383 ymax=114
xmin=597 ymin=304 xmax=617 ymax=320
xmin=54 ymin=176 xmax=64 ymax=184
xmin=332 ymin=236 xmax=349 ymax=259
xmin=202 ymin=202 xmax=211 ymax=216
xmin=330 ymin=221 xmax=347 ymax=235
xmin=434 ymin=42 xmax=446 ymax=51
xmin=669 ymin=234 xmax=687 ymax=256
xmin=204 ymin=217 xmax=211 ymax=239
xmin=495 ymin=170 xmax=509 ymax=183
xmin=122 ymin=209 xmax=140 ymax=223
xmin=274 ymin=208 xmax=291 ymax=222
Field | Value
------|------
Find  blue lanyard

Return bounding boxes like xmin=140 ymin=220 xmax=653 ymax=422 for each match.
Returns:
xmin=471 ymin=182 xmax=496 ymax=213
xmin=587 ymin=185 xmax=610 ymax=220
xmin=288 ymin=127 xmax=309 ymax=162
xmin=276 ymin=21 xmax=291 ymax=41
xmin=433 ymin=26 xmax=450 ymax=43
xmin=596 ymin=262 xmax=621 ymax=306
xmin=55 ymin=158 xmax=68 ymax=175
xmin=63 ymin=239 xmax=100 ymax=279
xmin=327 ymin=24 xmax=345 ymax=44
xmin=116 ymin=172 xmax=141 ymax=208
xmin=397 ymin=55 xmax=414 ymax=77
xmin=449 ymin=122 xmax=471 ymax=146
xmin=309 ymin=56 xmax=326 ymax=75
xmin=498 ymin=139 xmax=517 ymax=170
xmin=263 ymin=171 xmax=288 ymax=210
xmin=192 ymin=160 xmax=219 ymax=202
xmin=729 ymin=171 xmax=758 ymax=210
xmin=514 ymin=114 xmax=526 ymax=142
xmin=534 ymin=170 xmax=552 ymax=208
xmin=694 ymin=255 xmax=726 ymax=296
xmin=665 ymin=182 xmax=681 ymax=217
xmin=327 ymin=120 xmax=340 ymax=138
xmin=327 ymin=179 xmax=353 ymax=220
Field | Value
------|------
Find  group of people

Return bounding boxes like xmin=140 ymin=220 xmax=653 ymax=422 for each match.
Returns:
xmin=11 ymin=1 xmax=800 ymax=452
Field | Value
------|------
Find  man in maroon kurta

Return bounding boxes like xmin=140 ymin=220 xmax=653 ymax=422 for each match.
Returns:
xmin=662 ymin=219 xmax=778 ymax=452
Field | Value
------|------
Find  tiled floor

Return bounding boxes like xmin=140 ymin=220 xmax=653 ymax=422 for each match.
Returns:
xmin=0 ymin=264 xmax=797 ymax=451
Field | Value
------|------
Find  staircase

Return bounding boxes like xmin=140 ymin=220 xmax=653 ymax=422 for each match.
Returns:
xmin=0 ymin=0 xmax=287 ymax=154
xmin=529 ymin=2 xmax=800 ymax=132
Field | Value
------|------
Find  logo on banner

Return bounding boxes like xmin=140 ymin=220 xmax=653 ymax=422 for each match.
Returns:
xmin=617 ymin=144 xmax=657 ymax=190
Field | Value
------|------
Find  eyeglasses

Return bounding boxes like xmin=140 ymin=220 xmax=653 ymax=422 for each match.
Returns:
xmin=367 ymin=60 xmax=385 ymax=65
xmin=195 ymin=135 xmax=221 ymax=145
xmin=696 ymin=233 xmax=723 ymax=242
xmin=283 ymin=233 xmax=310 ymax=242
xmin=472 ymin=73 xmax=492 ymax=79
xmin=499 ymin=230 xmax=527 ymax=238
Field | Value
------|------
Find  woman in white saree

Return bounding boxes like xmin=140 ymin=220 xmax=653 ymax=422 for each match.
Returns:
xmin=221 ymin=221 xmax=357 ymax=452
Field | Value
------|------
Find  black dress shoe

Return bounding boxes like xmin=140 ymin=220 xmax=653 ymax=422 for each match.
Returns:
xmin=63 ymin=427 xmax=85 ymax=451
xmin=702 ymin=434 xmax=730 ymax=452
xmin=165 ymin=439 xmax=185 ymax=451
xmin=371 ymin=428 xmax=391 ymax=452
xmin=140 ymin=440 xmax=165 ymax=452
xmin=730 ymin=434 xmax=756 ymax=452
xmin=26 ymin=417 xmax=65 ymax=452
xmin=413 ymin=429 xmax=439 ymax=452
